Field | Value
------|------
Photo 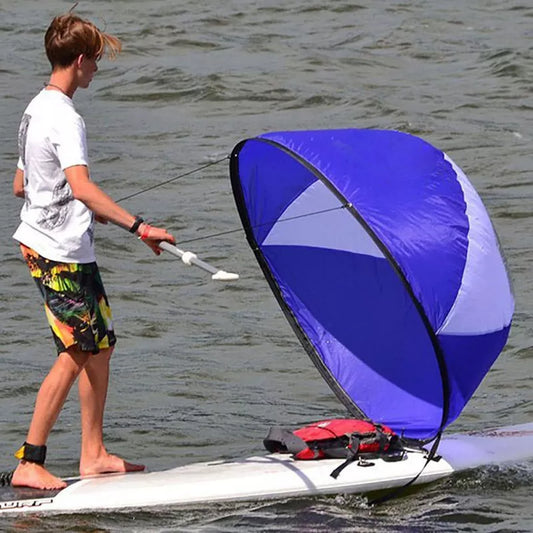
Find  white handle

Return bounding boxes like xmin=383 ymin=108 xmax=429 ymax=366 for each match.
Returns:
xmin=159 ymin=241 xmax=239 ymax=281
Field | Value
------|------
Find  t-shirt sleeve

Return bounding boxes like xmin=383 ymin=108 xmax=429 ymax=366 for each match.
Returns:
xmin=54 ymin=114 xmax=89 ymax=170
xmin=17 ymin=157 xmax=24 ymax=171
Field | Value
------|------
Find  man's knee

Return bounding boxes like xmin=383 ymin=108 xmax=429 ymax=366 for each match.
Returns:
xmin=58 ymin=346 xmax=91 ymax=376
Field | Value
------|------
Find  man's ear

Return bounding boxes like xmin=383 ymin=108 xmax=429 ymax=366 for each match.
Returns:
xmin=76 ymin=54 xmax=84 ymax=68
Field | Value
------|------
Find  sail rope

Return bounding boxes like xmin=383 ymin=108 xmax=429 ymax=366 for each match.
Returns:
xmin=178 ymin=205 xmax=348 ymax=245
xmin=115 ymin=155 xmax=230 ymax=203
xmin=368 ymin=432 xmax=443 ymax=505
xmin=112 ymin=153 xmax=349 ymax=246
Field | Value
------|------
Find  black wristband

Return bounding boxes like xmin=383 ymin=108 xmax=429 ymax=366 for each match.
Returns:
xmin=129 ymin=216 xmax=144 ymax=234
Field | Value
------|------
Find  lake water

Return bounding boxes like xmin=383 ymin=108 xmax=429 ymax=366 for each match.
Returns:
xmin=0 ymin=1 xmax=531 ymax=530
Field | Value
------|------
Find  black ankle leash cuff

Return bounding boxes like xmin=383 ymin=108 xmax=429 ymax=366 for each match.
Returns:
xmin=14 ymin=442 xmax=47 ymax=465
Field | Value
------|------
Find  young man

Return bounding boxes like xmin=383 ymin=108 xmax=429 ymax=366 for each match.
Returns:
xmin=11 ymin=12 xmax=175 ymax=490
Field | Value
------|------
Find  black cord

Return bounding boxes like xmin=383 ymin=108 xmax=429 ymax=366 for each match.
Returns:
xmin=111 ymin=154 xmax=350 ymax=248
xmin=178 ymin=205 xmax=348 ymax=245
xmin=368 ymin=432 xmax=442 ymax=505
xmin=116 ymin=155 xmax=229 ymax=203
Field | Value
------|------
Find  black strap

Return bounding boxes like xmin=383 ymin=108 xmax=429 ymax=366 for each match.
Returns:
xmin=263 ymin=427 xmax=307 ymax=455
xmin=330 ymin=435 xmax=360 ymax=479
xmin=375 ymin=426 xmax=389 ymax=452
xmin=128 ymin=216 xmax=144 ymax=234
xmin=14 ymin=442 xmax=47 ymax=465
xmin=368 ymin=432 xmax=442 ymax=505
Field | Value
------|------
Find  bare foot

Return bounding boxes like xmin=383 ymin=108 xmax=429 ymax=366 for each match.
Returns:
xmin=80 ymin=453 xmax=145 ymax=477
xmin=11 ymin=461 xmax=67 ymax=490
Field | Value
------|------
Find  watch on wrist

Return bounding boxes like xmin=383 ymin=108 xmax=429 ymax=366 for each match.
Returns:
xmin=129 ymin=216 xmax=144 ymax=234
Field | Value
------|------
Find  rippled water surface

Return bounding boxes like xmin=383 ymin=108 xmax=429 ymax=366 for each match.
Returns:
xmin=0 ymin=1 xmax=531 ymax=531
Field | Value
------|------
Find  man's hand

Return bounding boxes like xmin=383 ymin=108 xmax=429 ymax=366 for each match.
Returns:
xmin=137 ymin=224 xmax=175 ymax=255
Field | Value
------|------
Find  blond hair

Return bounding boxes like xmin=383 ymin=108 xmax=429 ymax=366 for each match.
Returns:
xmin=45 ymin=13 xmax=121 ymax=68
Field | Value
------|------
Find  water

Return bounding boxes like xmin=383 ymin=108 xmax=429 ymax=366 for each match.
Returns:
xmin=0 ymin=0 xmax=531 ymax=530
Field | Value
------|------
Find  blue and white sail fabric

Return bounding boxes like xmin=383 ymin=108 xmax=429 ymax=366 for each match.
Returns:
xmin=230 ymin=129 xmax=514 ymax=441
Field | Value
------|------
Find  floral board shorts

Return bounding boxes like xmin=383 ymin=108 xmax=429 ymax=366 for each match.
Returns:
xmin=21 ymin=244 xmax=117 ymax=355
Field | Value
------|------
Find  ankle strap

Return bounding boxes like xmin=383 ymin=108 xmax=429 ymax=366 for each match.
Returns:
xmin=14 ymin=442 xmax=47 ymax=465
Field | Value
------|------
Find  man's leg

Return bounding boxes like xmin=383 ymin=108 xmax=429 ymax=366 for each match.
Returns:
xmin=78 ymin=347 xmax=145 ymax=476
xmin=11 ymin=347 xmax=90 ymax=490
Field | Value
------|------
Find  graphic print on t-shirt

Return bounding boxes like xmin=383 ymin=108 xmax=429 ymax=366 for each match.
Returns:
xmin=36 ymin=179 xmax=74 ymax=230
xmin=18 ymin=114 xmax=31 ymax=167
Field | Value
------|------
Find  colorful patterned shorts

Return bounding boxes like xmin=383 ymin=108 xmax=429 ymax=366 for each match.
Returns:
xmin=21 ymin=244 xmax=117 ymax=355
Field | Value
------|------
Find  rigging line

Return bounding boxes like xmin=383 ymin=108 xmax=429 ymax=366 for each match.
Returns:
xmin=177 ymin=204 xmax=348 ymax=245
xmin=115 ymin=155 xmax=229 ymax=203
xmin=368 ymin=431 xmax=443 ymax=506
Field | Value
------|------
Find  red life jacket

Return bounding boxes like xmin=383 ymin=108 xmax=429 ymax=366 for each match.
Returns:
xmin=264 ymin=418 xmax=404 ymax=478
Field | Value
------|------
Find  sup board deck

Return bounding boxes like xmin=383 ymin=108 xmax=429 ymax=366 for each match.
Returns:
xmin=1 ymin=422 xmax=532 ymax=515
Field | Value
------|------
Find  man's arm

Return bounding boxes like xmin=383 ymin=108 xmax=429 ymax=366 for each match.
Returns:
xmin=64 ymin=165 xmax=175 ymax=253
xmin=65 ymin=165 xmax=137 ymax=230
xmin=13 ymin=168 xmax=25 ymax=198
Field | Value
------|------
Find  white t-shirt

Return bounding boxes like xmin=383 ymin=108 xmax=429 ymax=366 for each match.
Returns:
xmin=13 ymin=89 xmax=96 ymax=263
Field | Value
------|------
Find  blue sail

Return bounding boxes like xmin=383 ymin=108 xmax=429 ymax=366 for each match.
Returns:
xmin=230 ymin=129 xmax=514 ymax=441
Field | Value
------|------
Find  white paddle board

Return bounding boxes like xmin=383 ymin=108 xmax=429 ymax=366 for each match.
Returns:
xmin=1 ymin=422 xmax=532 ymax=515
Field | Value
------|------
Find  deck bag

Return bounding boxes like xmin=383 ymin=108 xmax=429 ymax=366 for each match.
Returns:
xmin=264 ymin=418 xmax=404 ymax=478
